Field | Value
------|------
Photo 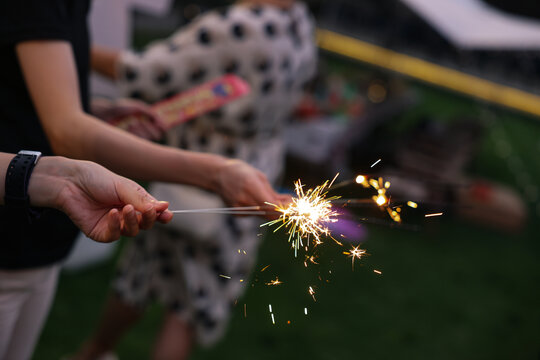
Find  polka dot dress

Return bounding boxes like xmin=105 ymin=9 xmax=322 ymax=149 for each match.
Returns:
xmin=113 ymin=2 xmax=316 ymax=345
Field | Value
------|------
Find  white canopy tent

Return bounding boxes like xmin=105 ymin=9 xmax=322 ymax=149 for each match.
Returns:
xmin=401 ymin=0 xmax=540 ymax=50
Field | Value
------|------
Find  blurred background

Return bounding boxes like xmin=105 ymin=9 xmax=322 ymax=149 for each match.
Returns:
xmin=36 ymin=0 xmax=540 ymax=359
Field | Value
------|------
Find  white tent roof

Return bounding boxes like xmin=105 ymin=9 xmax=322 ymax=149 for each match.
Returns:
xmin=400 ymin=0 xmax=540 ymax=50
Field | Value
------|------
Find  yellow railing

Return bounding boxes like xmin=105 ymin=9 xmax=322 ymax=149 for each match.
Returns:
xmin=317 ymin=28 xmax=540 ymax=118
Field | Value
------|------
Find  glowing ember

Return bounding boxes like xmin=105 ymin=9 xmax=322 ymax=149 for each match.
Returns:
xmin=355 ymin=175 xmax=366 ymax=184
xmin=343 ymin=245 xmax=366 ymax=269
xmin=407 ymin=201 xmax=418 ymax=208
xmin=260 ymin=265 xmax=270 ymax=272
xmin=371 ymin=159 xmax=381 ymax=168
xmin=308 ymin=286 xmax=317 ymax=301
xmin=266 ymin=277 xmax=283 ymax=286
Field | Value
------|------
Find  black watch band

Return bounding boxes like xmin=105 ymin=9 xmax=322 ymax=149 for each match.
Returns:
xmin=4 ymin=150 xmax=42 ymax=208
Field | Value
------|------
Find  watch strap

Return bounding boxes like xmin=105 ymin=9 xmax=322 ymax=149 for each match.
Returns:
xmin=4 ymin=151 xmax=41 ymax=208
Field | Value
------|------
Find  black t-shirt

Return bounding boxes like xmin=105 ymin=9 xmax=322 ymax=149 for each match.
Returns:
xmin=0 ymin=0 xmax=91 ymax=269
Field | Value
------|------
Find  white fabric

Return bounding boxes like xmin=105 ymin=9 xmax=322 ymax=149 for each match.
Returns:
xmin=0 ymin=264 xmax=60 ymax=360
xmin=401 ymin=0 xmax=540 ymax=49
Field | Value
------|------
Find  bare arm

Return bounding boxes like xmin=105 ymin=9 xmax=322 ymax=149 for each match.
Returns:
xmin=0 ymin=152 xmax=172 ymax=242
xmin=91 ymin=44 xmax=121 ymax=80
xmin=16 ymin=40 xmax=281 ymax=207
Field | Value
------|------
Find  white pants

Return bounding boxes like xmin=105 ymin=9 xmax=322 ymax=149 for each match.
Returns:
xmin=0 ymin=264 xmax=60 ymax=360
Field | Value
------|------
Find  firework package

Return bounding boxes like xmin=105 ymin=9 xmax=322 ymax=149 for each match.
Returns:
xmin=107 ymin=74 xmax=250 ymax=132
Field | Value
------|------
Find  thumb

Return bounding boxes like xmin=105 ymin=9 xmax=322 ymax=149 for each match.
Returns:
xmin=116 ymin=178 xmax=160 ymax=213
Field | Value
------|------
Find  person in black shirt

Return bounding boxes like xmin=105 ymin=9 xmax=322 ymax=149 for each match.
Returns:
xmin=0 ymin=151 xmax=173 ymax=360
xmin=0 ymin=1 xmax=286 ymax=359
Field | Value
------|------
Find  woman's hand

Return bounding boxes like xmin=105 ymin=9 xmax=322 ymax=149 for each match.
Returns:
xmin=91 ymin=97 xmax=165 ymax=141
xmin=28 ymin=157 xmax=173 ymax=242
xmin=214 ymin=159 xmax=290 ymax=218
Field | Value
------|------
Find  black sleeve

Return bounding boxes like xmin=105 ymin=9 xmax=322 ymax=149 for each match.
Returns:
xmin=0 ymin=0 xmax=73 ymax=45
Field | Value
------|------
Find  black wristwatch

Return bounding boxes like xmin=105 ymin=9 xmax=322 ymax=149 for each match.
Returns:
xmin=4 ymin=150 xmax=42 ymax=209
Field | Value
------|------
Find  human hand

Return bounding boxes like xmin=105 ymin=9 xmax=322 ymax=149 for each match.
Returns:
xmin=91 ymin=97 xmax=164 ymax=141
xmin=28 ymin=157 xmax=173 ymax=242
xmin=214 ymin=159 xmax=290 ymax=218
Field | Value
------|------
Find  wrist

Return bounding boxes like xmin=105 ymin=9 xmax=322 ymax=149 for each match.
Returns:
xmin=207 ymin=155 xmax=233 ymax=194
xmin=27 ymin=156 xmax=76 ymax=209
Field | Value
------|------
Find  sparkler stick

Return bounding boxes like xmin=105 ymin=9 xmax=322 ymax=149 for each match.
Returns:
xmin=170 ymin=206 xmax=274 ymax=216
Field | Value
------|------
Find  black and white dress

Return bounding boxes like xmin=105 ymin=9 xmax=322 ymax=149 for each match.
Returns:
xmin=113 ymin=2 xmax=316 ymax=345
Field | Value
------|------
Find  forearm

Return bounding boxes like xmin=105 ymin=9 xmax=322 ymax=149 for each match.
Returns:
xmin=91 ymin=45 xmax=121 ymax=80
xmin=17 ymin=41 xmax=227 ymax=192
xmin=57 ymin=112 xmax=226 ymax=192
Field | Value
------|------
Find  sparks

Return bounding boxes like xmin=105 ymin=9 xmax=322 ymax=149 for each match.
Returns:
xmin=219 ymin=274 xmax=231 ymax=279
xmin=425 ymin=212 xmax=443 ymax=217
xmin=262 ymin=174 xmax=341 ymax=256
xmin=407 ymin=201 xmax=418 ymax=208
xmin=260 ymin=265 xmax=270 ymax=272
xmin=304 ymin=307 xmax=308 ymax=315
xmin=371 ymin=159 xmax=382 ymax=168
xmin=373 ymin=269 xmax=382 ymax=275
xmin=266 ymin=277 xmax=283 ymax=286
xmin=308 ymin=286 xmax=317 ymax=302
xmin=356 ymin=174 xmax=401 ymax=223
xmin=355 ymin=175 xmax=366 ymax=184
xmin=343 ymin=245 xmax=366 ymax=270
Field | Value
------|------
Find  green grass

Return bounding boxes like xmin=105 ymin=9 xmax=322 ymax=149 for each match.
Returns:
xmin=34 ymin=218 xmax=540 ymax=360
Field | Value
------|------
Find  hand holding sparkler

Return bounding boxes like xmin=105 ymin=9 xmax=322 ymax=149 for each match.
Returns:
xmin=213 ymin=159 xmax=290 ymax=218
xmin=28 ymin=157 xmax=173 ymax=243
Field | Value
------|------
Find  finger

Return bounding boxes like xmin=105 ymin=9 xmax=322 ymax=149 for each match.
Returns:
xmin=139 ymin=205 xmax=157 ymax=230
xmin=128 ymin=120 xmax=150 ymax=139
xmin=157 ymin=209 xmax=173 ymax=224
xmin=154 ymin=201 xmax=169 ymax=212
xmin=117 ymin=180 xmax=161 ymax=216
xmin=139 ymin=118 xmax=163 ymax=140
xmin=274 ymin=194 xmax=293 ymax=207
xmin=121 ymin=204 xmax=140 ymax=237
xmin=103 ymin=208 xmax=122 ymax=242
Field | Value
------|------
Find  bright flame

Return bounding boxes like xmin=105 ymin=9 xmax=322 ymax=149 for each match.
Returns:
xmin=262 ymin=175 xmax=341 ymax=256
xmin=375 ymin=195 xmax=387 ymax=206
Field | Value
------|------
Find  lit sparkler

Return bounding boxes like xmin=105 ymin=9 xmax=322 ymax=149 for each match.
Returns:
xmin=262 ymin=174 xmax=341 ymax=256
xmin=354 ymin=174 xmax=402 ymax=223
